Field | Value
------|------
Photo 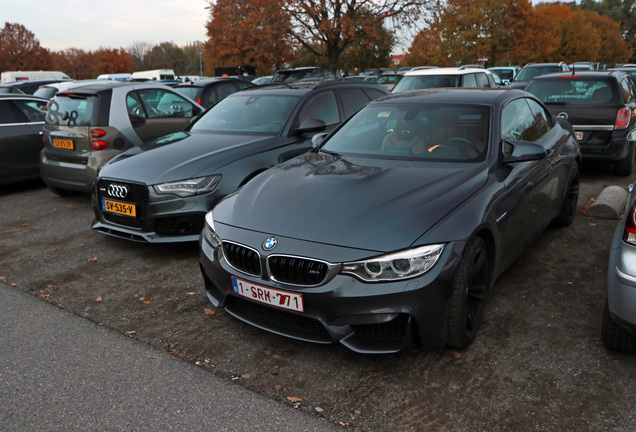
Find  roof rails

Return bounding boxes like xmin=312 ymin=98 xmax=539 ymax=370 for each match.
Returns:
xmin=459 ymin=65 xmax=485 ymax=70
xmin=411 ymin=66 xmax=439 ymax=71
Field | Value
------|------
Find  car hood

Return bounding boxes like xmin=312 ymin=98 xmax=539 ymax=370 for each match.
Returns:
xmin=99 ymin=131 xmax=277 ymax=184
xmin=215 ymin=152 xmax=488 ymax=252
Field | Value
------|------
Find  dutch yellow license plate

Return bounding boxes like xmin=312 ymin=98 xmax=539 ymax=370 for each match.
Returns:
xmin=52 ymin=138 xmax=74 ymax=149
xmin=102 ymin=199 xmax=136 ymax=217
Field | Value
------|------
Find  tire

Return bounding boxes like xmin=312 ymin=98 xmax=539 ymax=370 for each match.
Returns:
xmin=48 ymin=186 xmax=79 ymax=197
xmin=615 ymin=144 xmax=634 ymax=176
xmin=601 ymin=299 xmax=636 ymax=354
xmin=553 ymin=162 xmax=579 ymax=227
xmin=446 ymin=236 xmax=491 ymax=348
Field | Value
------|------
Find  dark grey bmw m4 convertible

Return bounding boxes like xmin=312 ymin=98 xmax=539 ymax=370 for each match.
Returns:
xmin=199 ymin=88 xmax=582 ymax=354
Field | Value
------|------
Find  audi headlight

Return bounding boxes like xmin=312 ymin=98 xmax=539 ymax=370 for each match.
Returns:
xmin=204 ymin=211 xmax=221 ymax=247
xmin=154 ymin=175 xmax=221 ymax=197
xmin=342 ymin=244 xmax=444 ymax=282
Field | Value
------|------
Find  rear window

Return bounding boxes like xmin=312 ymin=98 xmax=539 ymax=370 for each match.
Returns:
xmin=46 ymin=95 xmax=99 ymax=126
xmin=526 ymin=79 xmax=618 ymax=105
xmin=174 ymin=86 xmax=199 ymax=100
xmin=392 ymin=75 xmax=459 ymax=92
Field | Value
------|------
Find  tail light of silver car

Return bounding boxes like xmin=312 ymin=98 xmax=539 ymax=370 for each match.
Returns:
xmin=90 ymin=128 xmax=109 ymax=150
xmin=623 ymin=200 xmax=636 ymax=245
xmin=615 ymin=107 xmax=631 ymax=130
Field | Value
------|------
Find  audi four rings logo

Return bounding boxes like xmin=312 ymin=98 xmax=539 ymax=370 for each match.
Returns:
xmin=108 ymin=184 xmax=128 ymax=198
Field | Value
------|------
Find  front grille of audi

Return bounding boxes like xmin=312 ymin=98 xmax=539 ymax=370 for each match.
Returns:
xmin=96 ymin=179 xmax=148 ymax=229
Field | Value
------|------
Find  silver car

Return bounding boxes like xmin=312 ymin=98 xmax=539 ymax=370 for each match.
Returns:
xmin=40 ymin=81 xmax=203 ymax=196
xmin=603 ymin=177 xmax=636 ymax=353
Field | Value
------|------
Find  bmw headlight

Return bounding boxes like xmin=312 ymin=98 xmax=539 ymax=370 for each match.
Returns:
xmin=204 ymin=211 xmax=221 ymax=247
xmin=154 ymin=175 xmax=222 ymax=197
xmin=342 ymin=244 xmax=445 ymax=282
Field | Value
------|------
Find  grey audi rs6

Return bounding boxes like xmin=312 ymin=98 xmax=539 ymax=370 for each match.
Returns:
xmin=199 ymin=88 xmax=581 ymax=354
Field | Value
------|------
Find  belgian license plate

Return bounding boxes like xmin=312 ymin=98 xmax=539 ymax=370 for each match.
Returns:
xmin=231 ymin=276 xmax=304 ymax=312
xmin=574 ymin=131 xmax=584 ymax=141
xmin=102 ymin=198 xmax=137 ymax=217
xmin=52 ymin=138 xmax=74 ymax=149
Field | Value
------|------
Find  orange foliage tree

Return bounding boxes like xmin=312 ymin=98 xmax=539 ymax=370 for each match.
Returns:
xmin=0 ymin=22 xmax=52 ymax=72
xmin=50 ymin=48 xmax=95 ymax=80
xmin=205 ymin=0 xmax=295 ymax=76
xmin=406 ymin=0 xmax=631 ymax=67
xmin=93 ymin=48 xmax=133 ymax=76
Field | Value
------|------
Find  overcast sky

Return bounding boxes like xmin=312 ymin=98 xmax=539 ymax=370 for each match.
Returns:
xmin=1 ymin=0 xmax=209 ymax=51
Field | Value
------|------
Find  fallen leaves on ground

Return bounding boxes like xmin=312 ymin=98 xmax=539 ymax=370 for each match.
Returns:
xmin=451 ymin=350 xmax=462 ymax=359
xmin=580 ymin=196 xmax=597 ymax=214
xmin=87 ymin=256 xmax=98 ymax=262
xmin=125 ymin=330 xmax=136 ymax=335
xmin=96 ymin=296 xmax=103 ymax=302
xmin=186 ymin=292 xmax=196 ymax=295
xmin=21 ymin=222 xmax=31 ymax=227
xmin=204 ymin=308 xmax=215 ymax=316
xmin=286 ymin=396 xmax=302 ymax=402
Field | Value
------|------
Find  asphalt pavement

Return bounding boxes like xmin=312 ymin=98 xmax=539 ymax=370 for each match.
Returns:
xmin=0 ymin=283 xmax=340 ymax=431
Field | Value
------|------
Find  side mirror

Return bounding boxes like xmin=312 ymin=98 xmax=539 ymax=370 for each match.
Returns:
xmin=311 ymin=132 xmax=329 ymax=148
xmin=296 ymin=118 xmax=326 ymax=135
xmin=503 ymin=140 xmax=548 ymax=164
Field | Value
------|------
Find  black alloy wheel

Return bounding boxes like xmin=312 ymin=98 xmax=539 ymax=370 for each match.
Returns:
xmin=446 ymin=236 xmax=491 ymax=348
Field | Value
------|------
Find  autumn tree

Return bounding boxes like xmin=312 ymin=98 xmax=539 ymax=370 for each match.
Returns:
xmin=50 ymin=48 xmax=94 ymax=79
xmin=283 ymin=0 xmax=425 ymax=72
xmin=128 ymin=41 xmax=154 ymax=71
xmin=93 ymin=48 xmax=133 ymax=76
xmin=582 ymin=10 xmax=631 ymax=63
xmin=0 ymin=22 xmax=52 ymax=72
xmin=205 ymin=0 xmax=295 ymax=76
xmin=580 ymin=0 xmax=636 ymax=61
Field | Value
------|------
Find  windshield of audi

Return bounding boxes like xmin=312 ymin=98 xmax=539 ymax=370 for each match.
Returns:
xmin=319 ymin=103 xmax=489 ymax=162
xmin=190 ymin=93 xmax=301 ymax=134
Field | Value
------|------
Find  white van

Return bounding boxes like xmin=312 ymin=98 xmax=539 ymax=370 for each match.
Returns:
xmin=96 ymin=73 xmax=132 ymax=81
xmin=130 ymin=69 xmax=176 ymax=81
xmin=1 ymin=71 xmax=71 ymax=83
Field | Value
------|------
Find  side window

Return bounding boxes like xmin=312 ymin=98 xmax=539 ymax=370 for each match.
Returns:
xmin=501 ymin=98 xmax=540 ymax=155
xmin=462 ymin=73 xmax=477 ymax=88
xmin=138 ymin=89 xmax=198 ymax=119
xmin=620 ymin=78 xmax=634 ymax=103
xmin=13 ymin=99 xmax=47 ymax=122
xmin=297 ymin=91 xmax=339 ymax=126
xmin=525 ymin=98 xmax=552 ymax=138
xmin=338 ymin=88 xmax=371 ymax=119
xmin=364 ymin=88 xmax=388 ymax=101
xmin=127 ymin=92 xmax=146 ymax=118
xmin=0 ymin=100 xmax=18 ymax=124
xmin=475 ymin=73 xmax=489 ymax=88
xmin=208 ymin=82 xmax=236 ymax=106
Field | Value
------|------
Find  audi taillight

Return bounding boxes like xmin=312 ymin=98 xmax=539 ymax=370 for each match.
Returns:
xmin=90 ymin=128 xmax=107 ymax=138
xmin=623 ymin=200 xmax=636 ymax=245
xmin=91 ymin=140 xmax=109 ymax=150
xmin=615 ymin=107 xmax=631 ymax=130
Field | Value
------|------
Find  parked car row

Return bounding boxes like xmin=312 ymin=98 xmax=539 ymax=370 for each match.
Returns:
xmin=2 ymin=67 xmax=635 ymax=355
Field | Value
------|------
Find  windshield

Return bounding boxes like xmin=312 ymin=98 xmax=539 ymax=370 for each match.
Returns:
xmin=392 ymin=75 xmax=459 ymax=93
xmin=491 ymin=69 xmax=515 ymax=81
xmin=526 ymin=79 xmax=617 ymax=105
xmin=321 ymin=102 xmax=490 ymax=162
xmin=45 ymin=95 xmax=99 ymax=126
xmin=190 ymin=93 xmax=300 ymax=133
xmin=516 ymin=66 xmax=561 ymax=82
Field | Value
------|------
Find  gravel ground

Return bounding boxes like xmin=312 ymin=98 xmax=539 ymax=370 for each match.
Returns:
xmin=1 ymin=163 xmax=635 ymax=431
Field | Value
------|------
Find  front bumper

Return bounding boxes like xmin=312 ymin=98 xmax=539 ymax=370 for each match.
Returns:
xmin=92 ymin=177 xmax=224 ymax=243
xmin=198 ymin=223 xmax=465 ymax=354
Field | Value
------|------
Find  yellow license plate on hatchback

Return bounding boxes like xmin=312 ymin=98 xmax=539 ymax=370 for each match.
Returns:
xmin=102 ymin=199 xmax=136 ymax=217
xmin=52 ymin=138 xmax=74 ymax=149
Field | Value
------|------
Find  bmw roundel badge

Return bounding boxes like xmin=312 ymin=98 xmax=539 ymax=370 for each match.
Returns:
xmin=263 ymin=237 xmax=278 ymax=250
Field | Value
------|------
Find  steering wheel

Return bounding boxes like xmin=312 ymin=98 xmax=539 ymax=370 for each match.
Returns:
xmin=439 ymin=137 xmax=481 ymax=158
